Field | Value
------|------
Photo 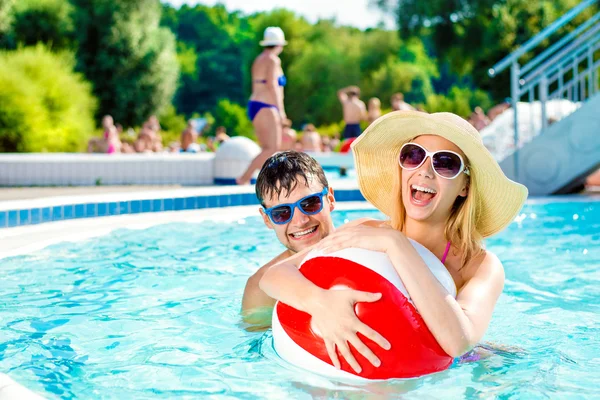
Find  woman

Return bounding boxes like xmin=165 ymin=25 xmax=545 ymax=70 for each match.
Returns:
xmin=237 ymin=27 xmax=288 ymax=185
xmin=259 ymin=111 xmax=527 ymax=373
xmin=367 ymin=97 xmax=381 ymax=124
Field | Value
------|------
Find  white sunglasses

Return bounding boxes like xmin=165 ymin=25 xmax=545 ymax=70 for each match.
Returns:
xmin=399 ymin=143 xmax=470 ymax=180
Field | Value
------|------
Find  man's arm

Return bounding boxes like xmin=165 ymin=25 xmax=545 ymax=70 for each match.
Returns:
xmin=241 ymin=250 xmax=292 ymax=325
xmin=337 ymin=87 xmax=348 ymax=103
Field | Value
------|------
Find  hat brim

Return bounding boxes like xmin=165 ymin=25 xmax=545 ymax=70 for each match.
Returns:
xmin=259 ymin=40 xmax=287 ymax=46
xmin=351 ymin=111 xmax=528 ymax=238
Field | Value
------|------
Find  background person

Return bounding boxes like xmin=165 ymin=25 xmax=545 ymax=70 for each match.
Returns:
xmin=391 ymin=92 xmax=415 ymax=111
xmin=337 ymin=85 xmax=367 ymax=139
xmin=367 ymin=97 xmax=382 ymax=124
xmin=237 ymin=27 xmax=288 ymax=185
xmin=280 ymin=119 xmax=297 ymax=151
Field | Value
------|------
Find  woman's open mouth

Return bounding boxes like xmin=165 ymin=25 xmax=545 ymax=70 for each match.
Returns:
xmin=410 ymin=184 xmax=437 ymax=206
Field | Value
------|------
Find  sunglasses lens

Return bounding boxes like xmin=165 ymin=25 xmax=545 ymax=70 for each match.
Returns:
xmin=271 ymin=206 xmax=292 ymax=224
xmin=400 ymin=144 xmax=426 ymax=169
xmin=432 ymin=152 xmax=462 ymax=178
xmin=299 ymin=195 xmax=323 ymax=214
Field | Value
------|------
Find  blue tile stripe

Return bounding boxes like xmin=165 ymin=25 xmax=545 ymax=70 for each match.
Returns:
xmin=0 ymin=189 xmax=364 ymax=229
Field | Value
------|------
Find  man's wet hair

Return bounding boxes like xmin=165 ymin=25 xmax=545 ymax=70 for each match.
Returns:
xmin=256 ymin=151 xmax=329 ymax=206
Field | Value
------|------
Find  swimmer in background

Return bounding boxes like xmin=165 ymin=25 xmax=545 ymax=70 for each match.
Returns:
xmin=280 ymin=119 xmax=297 ymax=151
xmin=391 ymin=92 xmax=415 ymax=112
xmin=367 ymin=97 xmax=382 ymax=125
xmin=338 ymin=86 xmax=367 ymax=139
xmin=300 ymin=124 xmax=322 ymax=153
xmin=237 ymin=27 xmax=288 ymax=185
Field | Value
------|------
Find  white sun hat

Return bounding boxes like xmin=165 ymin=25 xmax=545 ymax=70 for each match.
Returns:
xmin=259 ymin=27 xmax=288 ymax=47
xmin=351 ymin=111 xmax=528 ymax=238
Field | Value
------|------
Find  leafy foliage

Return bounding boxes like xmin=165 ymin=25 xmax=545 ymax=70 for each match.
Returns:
xmin=72 ymin=0 xmax=179 ymax=126
xmin=0 ymin=45 xmax=96 ymax=152
xmin=212 ymin=99 xmax=254 ymax=139
xmin=10 ymin=0 xmax=74 ymax=50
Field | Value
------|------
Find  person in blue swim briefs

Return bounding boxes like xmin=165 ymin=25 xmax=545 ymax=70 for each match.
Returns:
xmin=338 ymin=85 xmax=367 ymax=139
xmin=237 ymin=27 xmax=288 ymax=185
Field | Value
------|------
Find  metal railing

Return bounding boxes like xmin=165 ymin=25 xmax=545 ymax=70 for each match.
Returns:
xmin=488 ymin=0 xmax=600 ymax=154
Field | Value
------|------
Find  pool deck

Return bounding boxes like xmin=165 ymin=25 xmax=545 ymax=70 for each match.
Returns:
xmin=0 ymin=185 xmax=186 ymax=201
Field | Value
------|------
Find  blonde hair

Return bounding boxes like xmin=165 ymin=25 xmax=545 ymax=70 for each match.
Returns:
xmin=368 ymin=97 xmax=381 ymax=109
xmin=389 ymin=141 xmax=484 ymax=268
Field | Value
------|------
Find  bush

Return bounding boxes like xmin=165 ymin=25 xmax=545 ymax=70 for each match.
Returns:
xmin=0 ymin=45 xmax=96 ymax=152
xmin=212 ymin=99 xmax=254 ymax=140
xmin=364 ymin=59 xmax=434 ymax=107
xmin=422 ymin=86 xmax=492 ymax=118
xmin=316 ymin=121 xmax=344 ymax=138
xmin=11 ymin=0 xmax=74 ymax=50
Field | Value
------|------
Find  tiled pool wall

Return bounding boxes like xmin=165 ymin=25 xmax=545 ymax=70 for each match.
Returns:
xmin=0 ymin=153 xmax=215 ymax=186
xmin=0 ymin=188 xmax=365 ymax=229
xmin=0 ymin=153 xmax=354 ymax=186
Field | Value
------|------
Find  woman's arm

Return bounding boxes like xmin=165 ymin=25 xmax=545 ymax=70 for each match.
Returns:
xmin=266 ymin=56 xmax=285 ymax=117
xmin=386 ymin=244 xmax=504 ymax=357
xmin=318 ymin=226 xmax=505 ymax=357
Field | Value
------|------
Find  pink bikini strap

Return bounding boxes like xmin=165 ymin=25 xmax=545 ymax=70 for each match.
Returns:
xmin=441 ymin=241 xmax=451 ymax=264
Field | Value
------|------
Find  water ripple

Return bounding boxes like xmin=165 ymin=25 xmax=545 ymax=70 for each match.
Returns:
xmin=0 ymin=202 xmax=598 ymax=398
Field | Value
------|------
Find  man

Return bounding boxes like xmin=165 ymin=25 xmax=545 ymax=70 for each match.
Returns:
xmin=241 ymin=150 xmax=336 ymax=326
xmin=300 ymin=124 xmax=322 ymax=153
xmin=337 ymin=86 xmax=367 ymax=139
xmin=390 ymin=92 xmax=415 ymax=111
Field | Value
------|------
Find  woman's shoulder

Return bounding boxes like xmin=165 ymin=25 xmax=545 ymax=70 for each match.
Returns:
xmin=340 ymin=218 xmax=387 ymax=229
xmin=462 ymin=249 xmax=505 ymax=286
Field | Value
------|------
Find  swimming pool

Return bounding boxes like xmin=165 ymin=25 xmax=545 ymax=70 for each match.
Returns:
xmin=0 ymin=198 xmax=598 ymax=399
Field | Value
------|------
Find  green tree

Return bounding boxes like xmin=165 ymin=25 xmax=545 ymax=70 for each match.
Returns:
xmin=287 ymin=40 xmax=361 ymax=125
xmin=162 ymin=4 xmax=252 ymax=116
xmin=212 ymin=99 xmax=254 ymax=139
xmin=10 ymin=0 xmax=74 ymax=50
xmin=376 ymin=0 xmax=599 ymax=101
xmin=422 ymin=86 xmax=492 ymax=117
xmin=72 ymin=0 xmax=179 ymax=126
xmin=363 ymin=59 xmax=434 ymax=106
xmin=0 ymin=0 xmax=14 ymax=35
xmin=0 ymin=45 xmax=96 ymax=152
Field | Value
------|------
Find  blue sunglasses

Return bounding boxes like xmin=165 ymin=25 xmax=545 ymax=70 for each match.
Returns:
xmin=263 ymin=187 xmax=329 ymax=225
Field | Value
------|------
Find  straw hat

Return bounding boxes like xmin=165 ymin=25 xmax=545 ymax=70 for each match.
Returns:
xmin=259 ymin=27 xmax=288 ymax=46
xmin=351 ymin=111 xmax=528 ymax=237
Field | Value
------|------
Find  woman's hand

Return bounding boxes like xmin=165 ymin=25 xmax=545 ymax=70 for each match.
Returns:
xmin=316 ymin=224 xmax=407 ymax=255
xmin=306 ymin=288 xmax=391 ymax=373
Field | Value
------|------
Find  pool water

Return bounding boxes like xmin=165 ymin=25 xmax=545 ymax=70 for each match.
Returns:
xmin=324 ymin=167 xmax=356 ymax=181
xmin=0 ymin=199 xmax=598 ymax=399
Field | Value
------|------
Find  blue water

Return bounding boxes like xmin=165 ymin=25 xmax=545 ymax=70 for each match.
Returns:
xmin=0 ymin=198 xmax=598 ymax=399
xmin=324 ymin=167 xmax=356 ymax=181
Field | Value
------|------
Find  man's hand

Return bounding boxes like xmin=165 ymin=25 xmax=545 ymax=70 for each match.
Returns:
xmin=305 ymin=288 xmax=391 ymax=373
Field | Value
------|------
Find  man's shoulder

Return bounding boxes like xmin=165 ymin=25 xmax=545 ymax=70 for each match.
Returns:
xmin=263 ymin=249 xmax=294 ymax=268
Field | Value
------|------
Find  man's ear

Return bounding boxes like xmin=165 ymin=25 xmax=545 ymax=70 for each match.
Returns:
xmin=328 ymin=187 xmax=336 ymax=211
xmin=259 ymin=208 xmax=274 ymax=230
